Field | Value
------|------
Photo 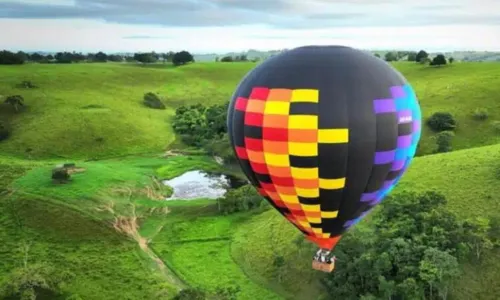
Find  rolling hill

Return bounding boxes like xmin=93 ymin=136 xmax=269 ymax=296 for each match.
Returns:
xmin=231 ymin=143 xmax=500 ymax=300
xmin=1 ymin=62 xmax=500 ymax=160
xmin=1 ymin=60 xmax=500 ymax=299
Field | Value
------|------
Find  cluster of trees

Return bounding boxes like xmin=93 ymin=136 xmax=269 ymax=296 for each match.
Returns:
xmin=216 ymin=184 xmax=266 ymax=214
xmin=171 ymin=103 xmax=234 ymax=162
xmin=321 ymin=191 xmax=499 ymax=300
xmin=216 ymin=54 xmax=258 ymax=62
xmin=0 ymin=50 xmax=194 ymax=66
xmin=426 ymin=112 xmax=457 ymax=153
xmin=379 ymin=49 xmax=453 ymax=66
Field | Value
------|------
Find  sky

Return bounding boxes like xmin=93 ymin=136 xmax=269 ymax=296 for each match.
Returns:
xmin=0 ymin=0 xmax=499 ymax=53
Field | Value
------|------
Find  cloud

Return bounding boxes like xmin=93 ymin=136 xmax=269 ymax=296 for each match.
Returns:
xmin=1 ymin=0 xmax=499 ymax=28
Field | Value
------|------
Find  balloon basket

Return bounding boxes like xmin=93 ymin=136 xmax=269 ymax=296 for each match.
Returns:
xmin=312 ymin=260 xmax=334 ymax=272
xmin=312 ymin=248 xmax=335 ymax=273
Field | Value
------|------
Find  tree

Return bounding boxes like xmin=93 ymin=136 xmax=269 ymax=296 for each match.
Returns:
xmin=54 ymin=52 xmax=74 ymax=63
xmin=374 ymin=53 xmax=381 ymax=58
xmin=384 ymin=52 xmax=398 ymax=62
xmin=463 ymin=217 xmax=493 ymax=260
xmin=0 ymin=50 xmax=26 ymax=64
xmin=172 ymin=51 xmax=194 ymax=66
xmin=419 ymin=248 xmax=460 ymax=300
xmin=133 ymin=52 xmax=158 ymax=63
xmin=29 ymin=53 xmax=45 ymax=62
xmin=108 ymin=54 xmax=123 ymax=62
xmin=427 ymin=112 xmax=457 ymax=132
xmin=4 ymin=95 xmax=25 ymax=112
xmin=0 ymin=243 xmax=74 ymax=300
xmin=434 ymin=131 xmax=454 ymax=153
xmin=378 ymin=276 xmax=395 ymax=300
xmin=220 ymin=56 xmax=233 ymax=62
xmin=449 ymin=57 xmax=455 ymax=64
xmin=407 ymin=52 xmax=417 ymax=61
xmin=430 ymin=54 xmax=447 ymax=66
xmin=217 ymin=185 xmax=263 ymax=214
xmin=415 ymin=50 xmax=429 ymax=62
xmin=93 ymin=51 xmax=108 ymax=62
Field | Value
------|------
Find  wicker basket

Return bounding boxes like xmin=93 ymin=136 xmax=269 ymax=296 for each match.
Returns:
xmin=312 ymin=260 xmax=335 ymax=272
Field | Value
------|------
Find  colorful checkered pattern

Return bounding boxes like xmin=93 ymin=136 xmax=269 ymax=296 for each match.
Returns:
xmin=234 ymin=87 xmax=348 ymax=239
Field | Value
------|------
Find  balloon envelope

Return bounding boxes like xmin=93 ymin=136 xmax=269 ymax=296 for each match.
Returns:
xmin=227 ymin=46 xmax=421 ymax=250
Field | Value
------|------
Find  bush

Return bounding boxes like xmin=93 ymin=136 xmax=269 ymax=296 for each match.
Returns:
xmin=473 ymin=108 xmax=488 ymax=120
xmin=173 ymin=288 xmax=206 ymax=300
xmin=217 ymin=185 xmax=264 ymax=215
xmin=52 ymin=167 xmax=71 ymax=183
xmin=0 ymin=123 xmax=9 ymax=141
xmin=427 ymin=112 xmax=457 ymax=131
xmin=16 ymin=80 xmax=37 ymax=89
xmin=491 ymin=121 xmax=500 ymax=133
xmin=143 ymin=92 xmax=165 ymax=109
xmin=434 ymin=131 xmax=454 ymax=153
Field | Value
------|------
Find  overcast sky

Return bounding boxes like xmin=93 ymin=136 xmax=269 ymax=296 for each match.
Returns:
xmin=0 ymin=0 xmax=499 ymax=53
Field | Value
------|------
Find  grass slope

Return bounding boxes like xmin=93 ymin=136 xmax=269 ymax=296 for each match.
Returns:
xmin=232 ymin=143 xmax=500 ymax=300
xmin=0 ymin=155 xmax=228 ymax=299
xmin=1 ymin=62 xmax=500 ymax=159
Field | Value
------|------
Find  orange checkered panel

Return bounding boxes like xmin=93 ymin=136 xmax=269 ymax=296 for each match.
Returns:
xmin=231 ymin=87 xmax=347 ymax=239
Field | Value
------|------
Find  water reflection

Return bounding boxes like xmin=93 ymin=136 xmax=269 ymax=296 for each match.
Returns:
xmin=163 ymin=170 xmax=247 ymax=200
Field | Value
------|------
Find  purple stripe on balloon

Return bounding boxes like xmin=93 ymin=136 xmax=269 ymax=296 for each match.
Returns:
xmin=390 ymin=86 xmax=406 ymax=99
xmin=397 ymin=110 xmax=413 ymax=123
xmin=374 ymin=150 xmax=395 ymax=164
xmin=391 ymin=159 xmax=406 ymax=171
xmin=383 ymin=179 xmax=396 ymax=189
xmin=373 ymin=99 xmax=396 ymax=114
xmin=368 ymin=197 xmax=382 ymax=206
xmin=343 ymin=219 xmax=355 ymax=228
xmin=344 ymin=212 xmax=369 ymax=228
xmin=360 ymin=192 xmax=377 ymax=202
xmin=397 ymin=135 xmax=412 ymax=148
xmin=412 ymin=120 xmax=421 ymax=132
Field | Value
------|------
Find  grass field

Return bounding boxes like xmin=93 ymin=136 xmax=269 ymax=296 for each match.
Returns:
xmin=1 ymin=62 xmax=500 ymax=159
xmin=231 ymin=143 xmax=500 ymax=300
xmin=1 ymin=61 xmax=500 ymax=299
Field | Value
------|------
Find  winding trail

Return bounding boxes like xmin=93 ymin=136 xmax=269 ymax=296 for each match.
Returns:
xmin=98 ymin=193 xmax=186 ymax=289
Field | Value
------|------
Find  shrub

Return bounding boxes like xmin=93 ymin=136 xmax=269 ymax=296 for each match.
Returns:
xmin=0 ymin=123 xmax=9 ymax=141
xmin=143 ymin=92 xmax=165 ymax=109
xmin=473 ymin=108 xmax=488 ymax=120
xmin=173 ymin=288 xmax=206 ymax=300
xmin=434 ymin=131 xmax=454 ymax=153
xmin=491 ymin=121 xmax=500 ymax=133
xmin=16 ymin=80 xmax=37 ymax=89
xmin=4 ymin=95 xmax=25 ymax=112
xmin=427 ymin=112 xmax=457 ymax=132
xmin=52 ymin=167 xmax=71 ymax=183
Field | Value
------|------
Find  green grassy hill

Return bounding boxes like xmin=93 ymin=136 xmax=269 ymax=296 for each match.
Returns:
xmin=1 ymin=61 xmax=500 ymax=299
xmin=231 ymin=143 xmax=500 ymax=300
xmin=1 ymin=62 xmax=500 ymax=159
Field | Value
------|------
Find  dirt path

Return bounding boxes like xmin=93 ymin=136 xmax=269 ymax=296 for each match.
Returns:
xmin=97 ymin=197 xmax=185 ymax=289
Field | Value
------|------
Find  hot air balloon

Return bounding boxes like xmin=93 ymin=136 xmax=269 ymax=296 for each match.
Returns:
xmin=227 ymin=46 xmax=421 ymax=272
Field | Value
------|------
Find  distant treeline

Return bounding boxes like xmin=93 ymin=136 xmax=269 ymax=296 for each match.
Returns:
xmin=215 ymin=54 xmax=259 ymax=62
xmin=0 ymin=50 xmax=194 ymax=66
xmin=378 ymin=50 xmax=454 ymax=65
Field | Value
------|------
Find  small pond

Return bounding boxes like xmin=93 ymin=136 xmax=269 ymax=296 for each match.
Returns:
xmin=163 ymin=170 xmax=247 ymax=200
